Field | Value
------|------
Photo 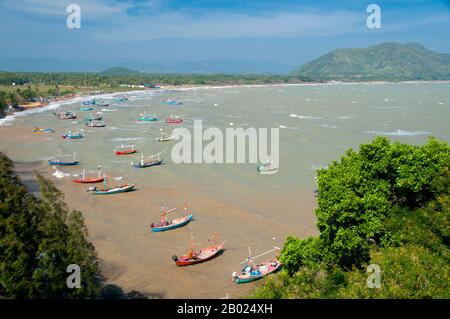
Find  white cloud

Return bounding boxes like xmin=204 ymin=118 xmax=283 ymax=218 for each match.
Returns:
xmin=93 ymin=10 xmax=365 ymax=41
xmin=2 ymin=0 xmax=449 ymax=43
xmin=5 ymin=0 xmax=130 ymax=18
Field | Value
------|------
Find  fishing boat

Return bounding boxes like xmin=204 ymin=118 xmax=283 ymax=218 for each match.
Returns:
xmin=73 ymin=169 xmax=105 ymax=184
xmin=165 ymin=115 xmax=183 ymax=124
xmin=157 ymin=129 xmax=174 ymax=142
xmin=133 ymin=153 xmax=163 ymax=168
xmin=85 ymin=120 xmax=105 ymax=127
xmin=79 ymin=106 xmax=93 ymax=111
xmin=114 ymin=144 xmax=137 ymax=155
xmin=84 ymin=112 xmax=103 ymax=121
xmin=114 ymin=96 xmax=128 ymax=103
xmin=54 ymin=111 xmax=77 ymax=119
xmin=95 ymin=100 xmax=109 ymax=107
xmin=163 ymin=98 xmax=183 ymax=106
xmin=256 ymin=161 xmax=278 ymax=173
xmin=87 ymin=178 xmax=135 ymax=195
xmin=151 ymin=205 xmax=193 ymax=232
xmin=47 ymin=152 xmax=79 ymax=166
xmin=137 ymin=113 xmax=158 ymax=121
xmin=33 ymin=127 xmax=55 ymax=133
xmin=172 ymin=234 xmax=224 ymax=266
xmin=62 ymin=130 xmax=84 ymax=139
xmin=82 ymin=100 xmax=96 ymax=106
xmin=232 ymin=247 xmax=282 ymax=284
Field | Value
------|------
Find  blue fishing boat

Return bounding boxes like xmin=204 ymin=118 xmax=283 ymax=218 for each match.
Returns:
xmin=82 ymin=100 xmax=96 ymax=106
xmin=151 ymin=206 xmax=193 ymax=232
xmin=48 ymin=152 xmax=79 ymax=166
xmin=95 ymin=99 xmax=109 ymax=107
xmin=62 ymin=131 xmax=84 ymax=139
xmin=85 ymin=112 xmax=103 ymax=121
xmin=163 ymin=98 xmax=182 ymax=106
xmin=114 ymin=96 xmax=128 ymax=103
xmin=34 ymin=127 xmax=55 ymax=133
xmin=79 ymin=106 xmax=93 ymax=111
xmin=137 ymin=113 xmax=158 ymax=121
xmin=48 ymin=159 xmax=79 ymax=166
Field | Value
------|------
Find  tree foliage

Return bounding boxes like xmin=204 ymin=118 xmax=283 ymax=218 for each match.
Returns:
xmin=0 ymin=153 xmax=100 ymax=298
xmin=0 ymin=71 xmax=301 ymax=87
xmin=253 ymin=137 xmax=450 ymax=298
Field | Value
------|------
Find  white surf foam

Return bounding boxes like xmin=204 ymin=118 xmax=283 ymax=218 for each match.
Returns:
xmin=297 ymin=115 xmax=322 ymax=120
xmin=364 ymin=130 xmax=431 ymax=136
xmin=110 ymin=137 xmax=144 ymax=142
xmin=0 ymin=90 xmax=146 ymax=126
xmin=52 ymin=167 xmax=74 ymax=179
xmin=336 ymin=115 xmax=355 ymax=119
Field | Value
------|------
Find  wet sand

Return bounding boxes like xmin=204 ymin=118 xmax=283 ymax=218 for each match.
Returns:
xmin=1 ymin=125 xmax=317 ymax=299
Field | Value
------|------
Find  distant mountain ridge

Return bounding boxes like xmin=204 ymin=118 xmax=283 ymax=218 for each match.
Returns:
xmin=292 ymin=42 xmax=450 ymax=81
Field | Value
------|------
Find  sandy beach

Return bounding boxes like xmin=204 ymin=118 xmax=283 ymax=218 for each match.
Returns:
xmin=1 ymin=123 xmax=317 ymax=299
xmin=2 ymin=80 xmax=448 ymax=298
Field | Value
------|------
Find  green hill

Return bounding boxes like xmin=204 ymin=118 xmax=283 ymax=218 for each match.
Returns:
xmin=292 ymin=42 xmax=450 ymax=81
xmin=100 ymin=67 xmax=141 ymax=75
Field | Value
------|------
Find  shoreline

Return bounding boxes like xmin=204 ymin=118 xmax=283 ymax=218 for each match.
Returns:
xmin=8 ymin=153 xmax=317 ymax=299
xmin=2 ymin=79 xmax=449 ymax=126
xmin=1 ymin=80 xmax=447 ymax=298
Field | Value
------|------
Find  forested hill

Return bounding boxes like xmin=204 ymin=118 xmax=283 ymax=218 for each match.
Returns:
xmin=292 ymin=42 xmax=450 ymax=81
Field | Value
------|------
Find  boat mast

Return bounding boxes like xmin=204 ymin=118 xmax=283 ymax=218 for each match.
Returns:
xmin=241 ymin=247 xmax=280 ymax=265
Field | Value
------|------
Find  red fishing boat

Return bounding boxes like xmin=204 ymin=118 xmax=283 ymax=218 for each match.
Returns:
xmin=172 ymin=233 xmax=224 ymax=266
xmin=114 ymin=144 xmax=137 ymax=155
xmin=73 ymin=169 xmax=105 ymax=184
xmin=73 ymin=166 xmax=105 ymax=184
xmin=165 ymin=115 xmax=183 ymax=124
xmin=74 ymin=176 xmax=105 ymax=184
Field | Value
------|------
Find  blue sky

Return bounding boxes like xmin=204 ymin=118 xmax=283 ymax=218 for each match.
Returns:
xmin=0 ymin=0 xmax=449 ymax=72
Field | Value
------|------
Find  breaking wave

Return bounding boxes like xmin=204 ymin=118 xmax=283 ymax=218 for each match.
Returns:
xmin=364 ymin=130 xmax=431 ymax=136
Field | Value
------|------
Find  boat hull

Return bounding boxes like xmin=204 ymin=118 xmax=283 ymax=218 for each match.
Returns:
xmin=85 ymin=123 xmax=105 ymax=127
xmin=138 ymin=117 xmax=158 ymax=121
xmin=48 ymin=160 xmax=79 ymax=166
xmin=174 ymin=244 xmax=224 ymax=266
xmin=34 ymin=128 xmax=54 ymax=133
xmin=257 ymin=166 xmax=277 ymax=172
xmin=115 ymin=149 xmax=137 ymax=155
xmin=165 ymin=119 xmax=183 ymax=124
xmin=151 ymin=214 xmax=193 ymax=232
xmin=234 ymin=261 xmax=282 ymax=284
xmin=74 ymin=177 xmax=105 ymax=184
xmin=133 ymin=159 xmax=163 ymax=168
xmin=91 ymin=184 xmax=135 ymax=195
